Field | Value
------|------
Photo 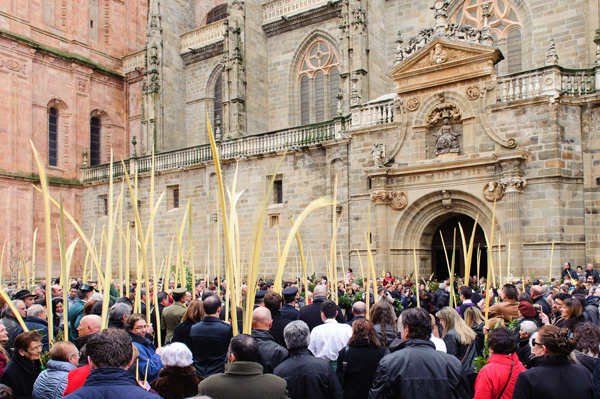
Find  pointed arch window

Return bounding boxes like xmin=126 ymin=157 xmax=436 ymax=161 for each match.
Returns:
xmin=213 ymin=73 xmax=223 ymax=128
xmin=206 ymin=4 xmax=227 ymax=25
xmin=48 ymin=107 xmax=58 ymax=167
xmin=90 ymin=117 xmax=101 ymax=166
xmin=298 ymin=41 xmax=340 ymax=125
xmin=450 ymin=0 xmax=523 ymax=73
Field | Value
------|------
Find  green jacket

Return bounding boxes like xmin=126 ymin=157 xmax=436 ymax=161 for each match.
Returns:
xmin=161 ymin=302 xmax=186 ymax=343
xmin=68 ymin=300 xmax=85 ymax=342
xmin=198 ymin=361 xmax=288 ymax=399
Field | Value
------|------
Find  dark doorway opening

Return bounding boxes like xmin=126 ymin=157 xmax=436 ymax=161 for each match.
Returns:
xmin=431 ymin=214 xmax=487 ymax=282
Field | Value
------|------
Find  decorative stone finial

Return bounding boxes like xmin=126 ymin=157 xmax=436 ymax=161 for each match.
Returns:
xmin=131 ymin=135 xmax=137 ymax=157
xmin=481 ymin=3 xmax=494 ymax=46
xmin=82 ymin=147 xmax=88 ymax=168
xmin=545 ymin=39 xmax=559 ymax=66
xmin=430 ymin=0 xmax=450 ymax=37
xmin=350 ymin=72 xmax=361 ymax=106
xmin=394 ymin=30 xmax=404 ymax=64
xmin=336 ymin=88 xmax=344 ymax=116
xmin=215 ymin=115 xmax=222 ymax=141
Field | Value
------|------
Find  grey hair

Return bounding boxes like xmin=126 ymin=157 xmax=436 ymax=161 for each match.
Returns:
xmin=284 ymin=320 xmax=310 ymax=350
xmin=28 ymin=304 xmax=45 ymax=318
xmin=439 ymin=283 xmax=446 ymax=290
xmin=109 ymin=303 xmax=132 ymax=321
xmin=160 ymin=342 xmax=193 ymax=367
xmin=89 ymin=293 xmax=104 ymax=302
xmin=519 ymin=321 xmax=538 ymax=335
xmin=6 ymin=299 xmax=24 ymax=316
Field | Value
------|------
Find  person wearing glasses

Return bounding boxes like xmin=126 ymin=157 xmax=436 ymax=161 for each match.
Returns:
xmin=32 ymin=341 xmax=80 ymax=399
xmin=125 ymin=314 xmax=163 ymax=383
xmin=512 ymin=325 xmax=594 ymax=399
xmin=0 ymin=330 xmax=43 ymax=399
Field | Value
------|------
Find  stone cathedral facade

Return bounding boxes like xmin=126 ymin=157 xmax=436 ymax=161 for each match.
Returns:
xmin=4 ymin=0 xmax=600 ymax=281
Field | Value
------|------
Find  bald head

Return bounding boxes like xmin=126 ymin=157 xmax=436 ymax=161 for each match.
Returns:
xmin=252 ymin=307 xmax=272 ymax=330
xmin=78 ymin=315 xmax=102 ymax=337
xmin=314 ymin=285 xmax=327 ymax=296
xmin=531 ymin=285 xmax=542 ymax=298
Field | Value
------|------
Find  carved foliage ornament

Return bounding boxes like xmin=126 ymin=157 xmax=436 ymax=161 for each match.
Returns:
xmin=483 ymin=181 xmax=504 ymax=202
xmin=466 ymin=86 xmax=481 ymax=100
xmin=406 ymin=97 xmax=420 ymax=112
xmin=370 ymin=190 xmax=409 ymax=211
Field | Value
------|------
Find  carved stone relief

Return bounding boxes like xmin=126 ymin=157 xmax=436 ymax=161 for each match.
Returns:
xmin=432 ymin=119 xmax=461 ymax=156
xmin=370 ymin=190 xmax=408 ymax=211
xmin=391 ymin=192 xmax=408 ymax=211
xmin=406 ymin=97 xmax=420 ymax=112
xmin=483 ymin=181 xmax=504 ymax=202
xmin=466 ymin=86 xmax=481 ymax=100
xmin=441 ymin=190 xmax=453 ymax=210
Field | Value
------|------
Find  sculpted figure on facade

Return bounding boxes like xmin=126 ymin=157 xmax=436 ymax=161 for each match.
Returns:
xmin=433 ymin=118 xmax=460 ymax=156
xmin=483 ymin=181 xmax=504 ymax=202
xmin=391 ymin=191 xmax=408 ymax=211
xmin=370 ymin=142 xmax=387 ymax=168
xmin=430 ymin=43 xmax=448 ymax=65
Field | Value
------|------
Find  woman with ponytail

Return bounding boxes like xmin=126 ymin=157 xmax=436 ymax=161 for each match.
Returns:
xmin=512 ymin=325 xmax=594 ymax=399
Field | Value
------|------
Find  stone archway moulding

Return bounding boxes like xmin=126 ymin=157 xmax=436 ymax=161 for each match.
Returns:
xmin=393 ymin=189 xmax=503 ymax=251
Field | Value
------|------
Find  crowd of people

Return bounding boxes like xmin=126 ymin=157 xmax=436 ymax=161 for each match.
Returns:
xmin=0 ymin=261 xmax=599 ymax=398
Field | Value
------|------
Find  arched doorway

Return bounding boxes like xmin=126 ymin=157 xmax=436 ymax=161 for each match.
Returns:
xmin=430 ymin=214 xmax=487 ymax=281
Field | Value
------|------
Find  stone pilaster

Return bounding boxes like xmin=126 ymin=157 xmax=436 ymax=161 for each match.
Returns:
xmin=500 ymin=160 xmax=527 ymax=277
xmin=141 ymin=0 xmax=162 ymax=155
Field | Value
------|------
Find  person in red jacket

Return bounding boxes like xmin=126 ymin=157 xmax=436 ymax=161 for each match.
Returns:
xmin=62 ymin=365 xmax=90 ymax=396
xmin=474 ymin=327 xmax=526 ymax=399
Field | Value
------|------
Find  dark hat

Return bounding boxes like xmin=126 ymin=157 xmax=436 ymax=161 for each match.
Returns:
xmin=255 ymin=290 xmax=266 ymax=301
xmin=518 ymin=301 xmax=537 ymax=318
xmin=79 ymin=284 xmax=94 ymax=292
xmin=173 ymin=287 xmax=188 ymax=295
xmin=282 ymin=287 xmax=298 ymax=299
xmin=13 ymin=290 xmax=33 ymax=300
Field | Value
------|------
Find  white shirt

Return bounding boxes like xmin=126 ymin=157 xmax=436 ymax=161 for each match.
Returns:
xmin=430 ymin=335 xmax=447 ymax=353
xmin=308 ymin=319 xmax=353 ymax=361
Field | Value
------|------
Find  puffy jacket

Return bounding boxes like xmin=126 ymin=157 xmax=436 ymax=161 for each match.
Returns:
xmin=368 ymin=338 xmax=470 ymax=399
xmin=432 ymin=289 xmax=449 ymax=312
xmin=274 ymin=347 xmax=342 ymax=399
xmin=473 ymin=352 xmax=526 ymax=399
xmin=127 ymin=332 xmax=163 ymax=383
xmin=251 ymin=329 xmax=288 ymax=374
xmin=63 ymin=367 xmax=161 ymax=399
xmin=33 ymin=360 xmax=77 ymax=399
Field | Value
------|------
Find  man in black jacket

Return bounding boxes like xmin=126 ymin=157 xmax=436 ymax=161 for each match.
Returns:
xmin=586 ymin=263 xmax=600 ymax=284
xmin=190 ymin=294 xmax=233 ymax=377
xmin=369 ymin=307 xmax=469 ymax=399
xmin=432 ymin=283 xmax=449 ymax=312
xmin=298 ymin=285 xmax=345 ymax=331
xmin=274 ymin=320 xmax=342 ymax=399
xmin=562 ymin=262 xmax=578 ymax=281
xmin=530 ymin=285 xmax=552 ymax=318
xmin=251 ymin=307 xmax=288 ymax=373
xmin=264 ymin=291 xmax=291 ymax=346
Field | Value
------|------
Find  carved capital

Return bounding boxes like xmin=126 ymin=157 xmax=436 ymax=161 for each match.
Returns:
xmin=500 ymin=176 xmax=527 ymax=193
xmin=370 ymin=190 xmax=408 ymax=210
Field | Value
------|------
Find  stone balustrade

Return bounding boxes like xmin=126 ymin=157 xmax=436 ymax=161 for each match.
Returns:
xmin=123 ymin=49 xmax=146 ymax=74
xmin=350 ymin=95 xmax=397 ymax=130
xmin=262 ymin=0 xmax=330 ymax=24
xmin=82 ymin=120 xmax=342 ymax=183
xmin=180 ymin=21 xmax=227 ymax=54
xmin=496 ymin=66 xmax=597 ymax=103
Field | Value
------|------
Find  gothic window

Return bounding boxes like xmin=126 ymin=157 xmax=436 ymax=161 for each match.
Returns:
xmin=213 ymin=73 xmax=223 ymax=129
xmin=450 ymin=0 xmax=523 ymax=73
xmin=90 ymin=117 xmax=101 ymax=166
xmin=48 ymin=107 xmax=58 ymax=167
xmin=206 ymin=4 xmax=227 ymax=25
xmin=298 ymin=41 xmax=340 ymax=125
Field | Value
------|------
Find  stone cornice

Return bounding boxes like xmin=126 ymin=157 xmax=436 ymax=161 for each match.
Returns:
xmin=262 ymin=1 xmax=342 ymax=38
xmin=181 ymin=41 xmax=224 ymax=66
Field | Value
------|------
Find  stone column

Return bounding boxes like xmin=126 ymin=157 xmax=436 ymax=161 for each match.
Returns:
xmin=500 ymin=160 xmax=526 ymax=278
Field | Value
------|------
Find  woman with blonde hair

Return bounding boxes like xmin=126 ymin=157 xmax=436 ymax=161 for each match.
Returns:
xmin=436 ymin=307 xmax=478 ymax=394
xmin=172 ymin=300 xmax=205 ymax=350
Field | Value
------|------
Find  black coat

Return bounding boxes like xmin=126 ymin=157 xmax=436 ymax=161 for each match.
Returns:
xmin=513 ymin=356 xmax=594 ymax=399
xmin=190 ymin=316 xmax=233 ymax=377
xmin=533 ymin=295 xmax=552 ymax=318
xmin=369 ymin=338 xmax=470 ymax=399
xmin=299 ymin=296 xmax=346 ymax=331
xmin=0 ymin=352 xmax=41 ymax=399
xmin=432 ymin=289 xmax=449 ymax=312
xmin=274 ymin=347 xmax=342 ymax=399
xmin=516 ymin=337 xmax=532 ymax=365
xmin=587 ymin=269 xmax=600 ymax=284
xmin=251 ymin=329 xmax=289 ymax=374
xmin=150 ymin=304 xmax=166 ymax=347
xmin=171 ymin=319 xmax=195 ymax=350
xmin=269 ymin=310 xmax=291 ymax=347
xmin=63 ymin=367 xmax=160 ymax=399
xmin=346 ymin=315 xmax=365 ymax=327
xmin=336 ymin=340 xmax=385 ymax=399
xmin=562 ymin=268 xmax=578 ymax=281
